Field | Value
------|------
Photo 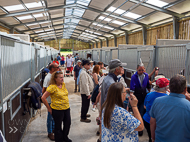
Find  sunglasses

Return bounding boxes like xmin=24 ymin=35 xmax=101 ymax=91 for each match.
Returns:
xmin=53 ymin=66 xmax=60 ymax=68
xmin=56 ymin=71 xmax=62 ymax=73
xmin=138 ymin=70 xmax=144 ymax=71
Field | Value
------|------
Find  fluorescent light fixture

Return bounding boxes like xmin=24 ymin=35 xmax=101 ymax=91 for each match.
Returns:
xmin=98 ymin=16 xmax=112 ymax=22
xmin=94 ymin=32 xmax=102 ymax=35
xmin=45 ymin=29 xmax=53 ymax=31
xmin=124 ymin=12 xmax=141 ymax=19
xmin=25 ymin=1 xmax=45 ymax=9
xmin=27 ymin=23 xmax=38 ymax=26
xmin=107 ymin=6 xmax=125 ymax=15
xmin=112 ymin=20 xmax=125 ymax=25
xmin=38 ymin=33 xmax=47 ymax=35
xmin=4 ymin=1 xmax=44 ymax=12
xmin=92 ymin=23 xmax=114 ymax=30
xmin=4 ymin=4 xmax=24 ymax=11
xmin=17 ymin=15 xmax=33 ymax=20
xmin=33 ymin=13 xmax=44 ymax=18
xmin=103 ymin=26 xmax=114 ymax=30
xmin=35 ymin=30 xmax=44 ymax=33
xmin=40 ymin=21 xmax=50 ymax=24
xmin=146 ymin=0 xmax=168 ymax=7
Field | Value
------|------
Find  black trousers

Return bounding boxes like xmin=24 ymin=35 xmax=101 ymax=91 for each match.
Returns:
xmin=144 ymin=119 xmax=152 ymax=142
xmin=52 ymin=108 xmax=71 ymax=142
xmin=74 ymin=80 xmax=78 ymax=91
xmin=81 ymin=94 xmax=90 ymax=119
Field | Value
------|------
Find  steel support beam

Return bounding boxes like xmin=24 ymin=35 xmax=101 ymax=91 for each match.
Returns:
xmin=22 ymin=22 xmax=115 ymax=36
xmin=125 ymin=31 xmax=128 ymax=44
xmin=106 ymin=38 xmax=109 ymax=47
xmin=100 ymin=40 xmax=103 ymax=48
xmin=95 ymin=41 xmax=98 ymax=48
xmin=142 ymin=26 xmax=147 ymax=45
xmin=30 ymin=27 xmax=107 ymax=38
xmin=11 ymin=15 xmax=125 ymax=31
xmin=0 ymin=3 xmax=149 ymax=27
xmin=173 ymin=16 xmax=179 ymax=39
xmin=9 ymin=27 xmax=14 ymax=34
xmin=114 ymin=35 xmax=117 ymax=47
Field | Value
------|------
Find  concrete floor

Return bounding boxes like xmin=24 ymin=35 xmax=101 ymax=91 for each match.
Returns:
xmin=22 ymin=76 xmax=149 ymax=142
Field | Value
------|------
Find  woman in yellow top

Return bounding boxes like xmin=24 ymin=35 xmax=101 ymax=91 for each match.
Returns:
xmin=42 ymin=71 xmax=72 ymax=142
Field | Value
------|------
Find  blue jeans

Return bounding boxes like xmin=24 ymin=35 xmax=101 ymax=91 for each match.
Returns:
xmin=47 ymin=103 xmax=55 ymax=134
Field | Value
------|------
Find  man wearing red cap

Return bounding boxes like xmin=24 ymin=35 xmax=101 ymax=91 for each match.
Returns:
xmin=150 ymin=74 xmax=190 ymax=142
xmin=143 ymin=78 xmax=169 ymax=142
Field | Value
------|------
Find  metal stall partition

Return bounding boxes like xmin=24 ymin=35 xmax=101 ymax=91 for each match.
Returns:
xmin=86 ymin=49 xmax=92 ymax=60
xmin=92 ymin=49 xmax=98 ymax=62
xmin=79 ymin=50 xmax=83 ymax=59
xmin=82 ymin=50 xmax=86 ymax=60
xmin=118 ymin=45 xmax=138 ymax=70
xmin=111 ymin=48 xmax=118 ymax=60
xmin=137 ymin=46 xmax=155 ymax=74
xmin=185 ymin=43 xmax=190 ymax=84
xmin=101 ymin=50 xmax=106 ymax=64
xmin=118 ymin=45 xmax=154 ymax=87
xmin=118 ymin=45 xmax=138 ymax=87
xmin=0 ymin=33 xmax=32 ymax=141
xmin=155 ymin=44 xmax=187 ymax=79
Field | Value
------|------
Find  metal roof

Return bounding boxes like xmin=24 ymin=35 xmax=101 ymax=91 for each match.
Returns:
xmin=0 ymin=0 xmax=189 ymax=43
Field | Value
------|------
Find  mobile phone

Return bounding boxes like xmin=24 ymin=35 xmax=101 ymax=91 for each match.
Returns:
xmin=128 ymin=90 xmax=134 ymax=113
xmin=155 ymin=67 xmax=159 ymax=70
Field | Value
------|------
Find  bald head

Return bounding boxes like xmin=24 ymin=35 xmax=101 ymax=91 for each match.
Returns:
xmin=49 ymin=63 xmax=59 ymax=72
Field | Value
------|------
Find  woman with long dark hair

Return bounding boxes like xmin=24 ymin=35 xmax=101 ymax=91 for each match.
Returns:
xmin=101 ymin=82 xmax=144 ymax=142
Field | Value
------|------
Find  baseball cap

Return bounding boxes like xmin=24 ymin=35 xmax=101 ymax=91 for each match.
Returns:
xmin=90 ymin=60 xmax=94 ymax=63
xmin=77 ymin=60 xmax=81 ymax=63
xmin=82 ymin=60 xmax=90 ymax=65
xmin=152 ymin=75 xmax=165 ymax=86
xmin=156 ymin=78 xmax=169 ymax=88
xmin=109 ymin=59 xmax=127 ymax=70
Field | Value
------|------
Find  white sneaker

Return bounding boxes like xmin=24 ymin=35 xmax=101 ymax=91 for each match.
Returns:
xmin=92 ymin=108 xmax=96 ymax=112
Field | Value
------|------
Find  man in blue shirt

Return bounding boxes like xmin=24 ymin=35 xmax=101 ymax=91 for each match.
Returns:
xmin=74 ymin=60 xmax=81 ymax=93
xmin=150 ymin=74 xmax=190 ymax=142
xmin=130 ymin=64 xmax=150 ymax=136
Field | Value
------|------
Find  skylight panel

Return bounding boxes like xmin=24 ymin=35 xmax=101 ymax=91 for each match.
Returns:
xmin=112 ymin=20 xmax=125 ymax=25
xmin=71 ymin=19 xmax=80 ymax=23
xmin=65 ymin=19 xmax=71 ymax=23
xmin=65 ymin=9 xmax=73 ymax=16
xmin=25 ymin=1 xmax=45 ymax=9
xmin=99 ymin=16 xmax=112 ymax=22
xmin=73 ymin=9 xmax=85 ymax=17
xmin=124 ymin=12 xmax=141 ymax=19
xmin=66 ymin=0 xmax=75 ymax=5
xmin=107 ymin=6 xmax=125 ymax=15
xmin=4 ymin=4 xmax=24 ymax=11
xmin=146 ymin=0 xmax=168 ymax=7
xmin=17 ymin=15 xmax=33 ymax=20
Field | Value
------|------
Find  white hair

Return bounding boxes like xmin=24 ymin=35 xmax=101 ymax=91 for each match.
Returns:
xmin=109 ymin=66 xmax=120 ymax=73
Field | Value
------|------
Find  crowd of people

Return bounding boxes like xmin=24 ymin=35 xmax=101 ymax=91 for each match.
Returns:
xmin=41 ymin=52 xmax=190 ymax=142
